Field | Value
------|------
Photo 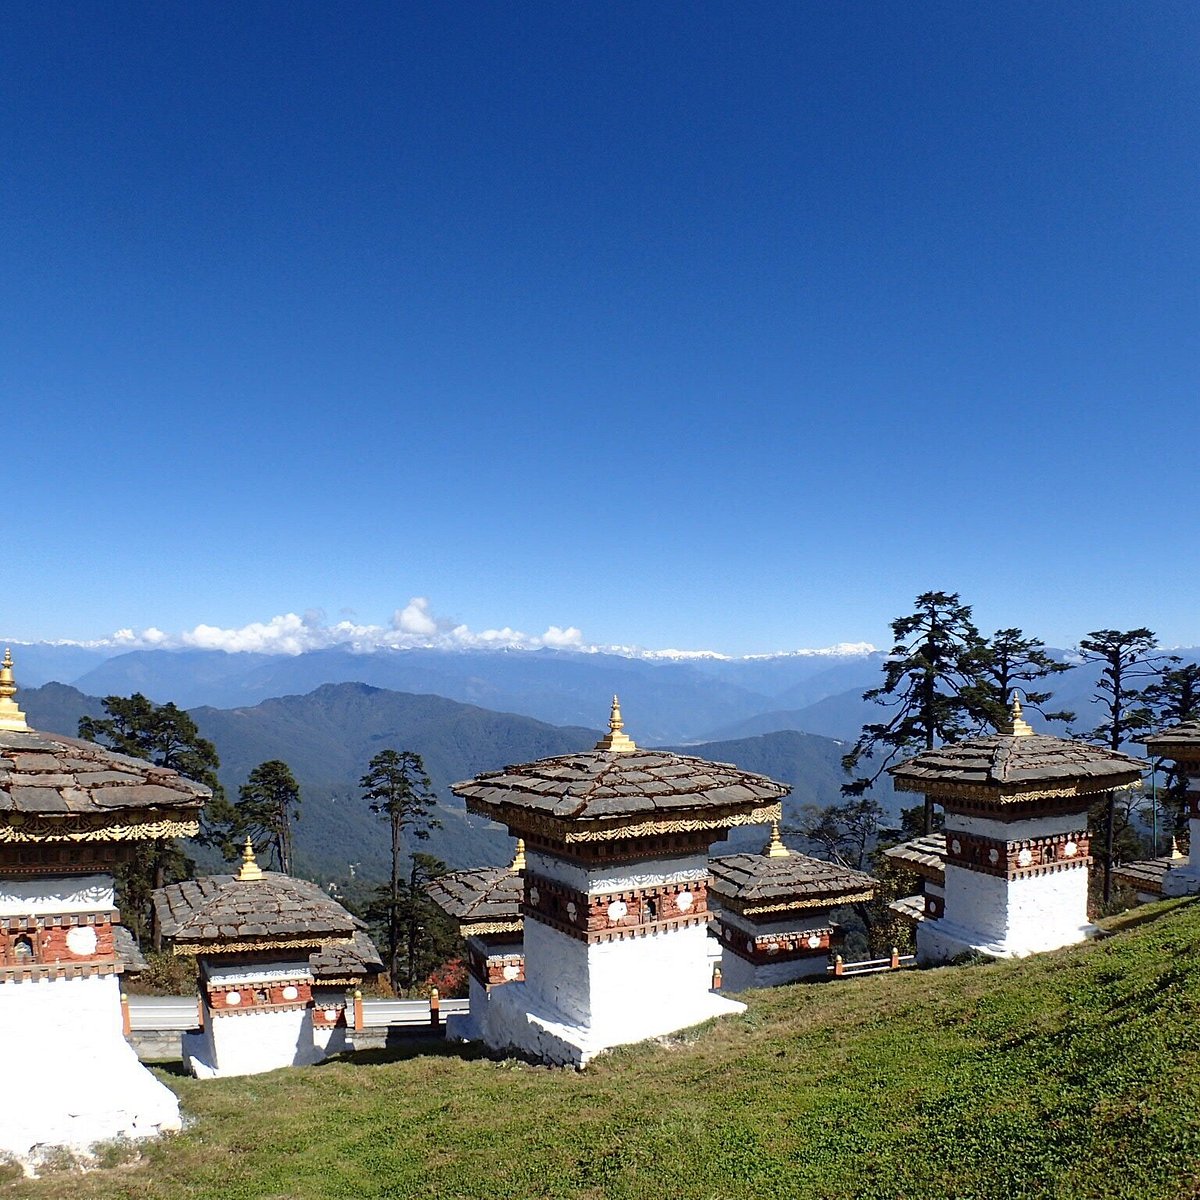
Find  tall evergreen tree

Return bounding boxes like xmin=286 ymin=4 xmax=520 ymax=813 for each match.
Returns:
xmin=842 ymin=591 xmax=985 ymax=834
xmin=365 ymin=852 xmax=460 ymax=993
xmin=236 ymin=760 xmax=301 ymax=874
xmin=965 ymin=627 xmax=1075 ymax=731
xmin=79 ymin=693 xmax=232 ymax=946
xmin=1077 ymin=628 xmax=1163 ymax=904
xmin=359 ymin=749 xmax=441 ymax=993
xmin=1143 ymin=659 xmax=1200 ymax=842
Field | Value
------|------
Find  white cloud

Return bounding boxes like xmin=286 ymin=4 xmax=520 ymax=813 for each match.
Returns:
xmin=24 ymin=600 xmax=877 ymax=661
xmin=392 ymin=597 xmax=439 ymax=637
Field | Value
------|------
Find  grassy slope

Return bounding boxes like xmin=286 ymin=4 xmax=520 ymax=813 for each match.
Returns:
xmin=10 ymin=899 xmax=1200 ymax=1200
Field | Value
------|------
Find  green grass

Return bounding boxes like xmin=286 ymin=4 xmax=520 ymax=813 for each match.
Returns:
xmin=11 ymin=898 xmax=1200 ymax=1200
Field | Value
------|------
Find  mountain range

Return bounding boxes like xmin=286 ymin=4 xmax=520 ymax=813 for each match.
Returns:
xmin=20 ymin=680 xmax=864 ymax=882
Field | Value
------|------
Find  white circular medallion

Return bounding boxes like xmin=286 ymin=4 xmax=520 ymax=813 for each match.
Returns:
xmin=988 ymin=848 xmax=999 ymax=865
xmin=676 ymin=890 xmax=694 ymax=911
xmin=1017 ymin=848 xmax=1033 ymax=868
xmin=528 ymin=887 xmax=540 ymax=905
xmin=1064 ymin=840 xmax=1078 ymax=857
xmin=282 ymin=985 xmax=299 ymax=1001
xmin=746 ymin=939 xmax=755 ymax=953
xmin=807 ymin=933 xmax=822 ymax=950
xmin=566 ymin=901 xmax=577 ymax=920
xmin=65 ymin=925 xmax=97 ymax=957
xmin=766 ymin=943 xmax=779 ymax=955
xmin=225 ymin=991 xmax=242 ymax=1006
xmin=606 ymin=900 xmax=627 ymax=922
xmin=950 ymin=839 xmax=962 ymax=855
xmin=323 ymin=1007 xmax=338 ymax=1022
xmin=502 ymin=963 xmax=521 ymax=982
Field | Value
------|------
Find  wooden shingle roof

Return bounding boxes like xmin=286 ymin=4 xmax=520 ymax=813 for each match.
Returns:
xmin=153 ymin=871 xmax=360 ymax=953
xmin=708 ymin=849 xmax=876 ymax=916
xmin=882 ymin=833 xmax=947 ymax=884
xmin=1142 ymin=720 xmax=1200 ymax=763
xmin=455 ymin=749 xmax=787 ymax=840
xmin=0 ymin=728 xmax=208 ymax=838
xmin=426 ymin=866 xmax=524 ymax=935
xmin=889 ymin=725 xmax=1142 ymax=803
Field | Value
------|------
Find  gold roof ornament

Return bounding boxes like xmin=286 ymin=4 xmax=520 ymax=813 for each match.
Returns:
xmin=236 ymin=837 xmax=264 ymax=882
xmin=763 ymin=820 xmax=790 ymax=859
xmin=1008 ymin=691 xmax=1034 ymax=737
xmin=511 ymin=838 xmax=526 ymax=873
xmin=0 ymin=648 xmax=29 ymax=732
xmin=594 ymin=694 xmax=637 ymax=753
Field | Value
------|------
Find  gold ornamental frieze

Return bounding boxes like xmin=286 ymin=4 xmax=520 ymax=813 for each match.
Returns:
xmin=0 ymin=813 xmax=200 ymax=844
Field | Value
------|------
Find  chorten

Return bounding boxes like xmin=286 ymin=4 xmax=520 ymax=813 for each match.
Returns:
xmin=153 ymin=840 xmax=380 ymax=1077
xmin=426 ymin=841 xmax=525 ymax=1042
xmin=1140 ymin=720 xmax=1200 ymax=896
xmin=889 ymin=695 xmax=1143 ymax=962
xmin=452 ymin=697 xmax=789 ymax=1066
xmin=708 ymin=823 xmax=876 ymax=991
xmin=0 ymin=650 xmax=208 ymax=1167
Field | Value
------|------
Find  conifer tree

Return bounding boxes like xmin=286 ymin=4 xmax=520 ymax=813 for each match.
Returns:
xmin=1077 ymin=628 xmax=1163 ymax=904
xmin=1143 ymin=659 xmax=1200 ymax=843
xmin=842 ymin=591 xmax=985 ymax=834
xmin=79 ymin=693 xmax=232 ymax=947
xmin=359 ymin=749 xmax=441 ymax=993
xmin=965 ymin=627 xmax=1075 ymax=731
xmin=236 ymin=760 xmax=301 ymax=875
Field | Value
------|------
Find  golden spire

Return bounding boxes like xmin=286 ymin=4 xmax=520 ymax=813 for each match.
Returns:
xmin=1009 ymin=691 xmax=1034 ymax=737
xmin=764 ymin=820 xmax=790 ymax=858
xmin=511 ymin=838 xmax=526 ymax=873
xmin=236 ymin=837 xmax=264 ymax=882
xmin=594 ymin=694 xmax=637 ymax=753
xmin=0 ymin=648 xmax=29 ymax=732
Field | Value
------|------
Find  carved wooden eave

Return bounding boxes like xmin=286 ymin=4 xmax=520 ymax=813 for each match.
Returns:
xmin=466 ymin=800 xmax=783 ymax=845
xmin=176 ymin=934 xmax=356 ymax=958
xmin=0 ymin=813 xmax=200 ymax=843
xmin=459 ymin=919 xmax=523 ymax=937
xmin=717 ymin=888 xmax=876 ymax=919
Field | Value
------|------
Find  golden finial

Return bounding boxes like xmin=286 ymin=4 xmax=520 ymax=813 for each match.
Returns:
xmin=236 ymin=837 xmax=264 ymax=882
xmin=1009 ymin=691 xmax=1033 ymax=737
xmin=511 ymin=838 xmax=526 ymax=873
xmin=764 ymin=820 xmax=790 ymax=858
xmin=0 ymin=648 xmax=30 ymax=732
xmin=594 ymin=694 xmax=637 ymax=753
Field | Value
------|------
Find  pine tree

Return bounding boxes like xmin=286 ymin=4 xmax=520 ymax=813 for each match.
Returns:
xmin=965 ymin=627 xmax=1075 ymax=731
xmin=1143 ymin=660 xmax=1200 ymax=846
xmin=359 ymin=749 xmax=441 ymax=993
xmin=842 ymin=591 xmax=985 ymax=834
xmin=1077 ymin=628 xmax=1163 ymax=904
xmin=79 ymin=693 xmax=233 ymax=947
xmin=365 ymin=852 xmax=460 ymax=992
xmin=236 ymin=760 xmax=301 ymax=874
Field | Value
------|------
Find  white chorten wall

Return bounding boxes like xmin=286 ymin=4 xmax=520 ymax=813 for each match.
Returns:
xmin=1163 ymin=770 xmax=1200 ymax=896
xmin=185 ymin=958 xmax=323 ymax=1078
xmin=714 ymin=907 xmax=836 ymax=993
xmin=918 ymin=810 xmax=1093 ymax=963
xmin=0 ymin=874 xmax=182 ymax=1167
xmin=479 ymin=849 xmax=744 ymax=1066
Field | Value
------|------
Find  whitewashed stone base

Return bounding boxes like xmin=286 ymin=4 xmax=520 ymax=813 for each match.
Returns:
xmin=476 ymin=978 xmax=745 ymax=1068
xmin=0 ymin=974 xmax=181 ymax=1168
xmin=1162 ymin=818 xmax=1200 ymax=895
xmin=185 ymin=1006 xmax=324 ymax=1078
xmin=720 ymin=949 xmax=827 ymax=994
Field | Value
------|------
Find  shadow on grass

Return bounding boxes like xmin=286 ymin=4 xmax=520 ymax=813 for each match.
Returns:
xmin=319 ymin=1036 xmax=552 ymax=1069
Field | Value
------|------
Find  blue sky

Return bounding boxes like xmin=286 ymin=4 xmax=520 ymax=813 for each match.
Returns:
xmin=2 ymin=3 xmax=1197 ymax=656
